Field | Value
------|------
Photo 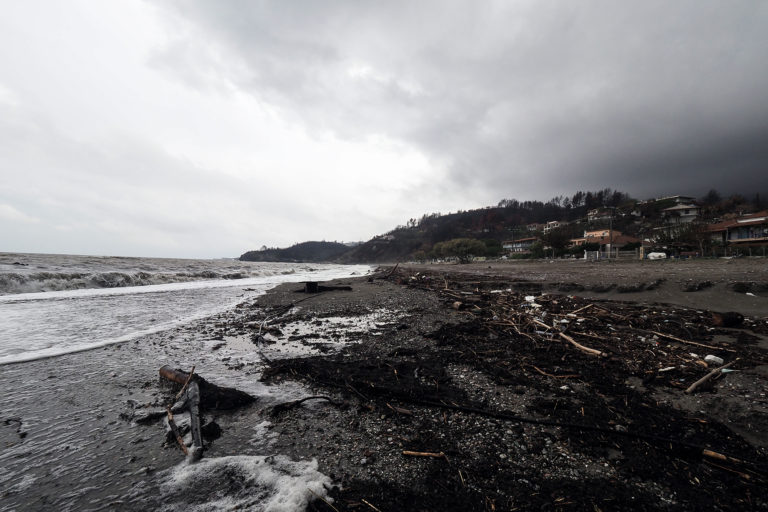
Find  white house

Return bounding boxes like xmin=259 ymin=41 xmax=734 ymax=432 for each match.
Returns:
xmin=662 ymin=204 xmax=701 ymax=224
xmin=502 ymin=237 xmax=538 ymax=253
xmin=542 ymin=221 xmax=564 ymax=233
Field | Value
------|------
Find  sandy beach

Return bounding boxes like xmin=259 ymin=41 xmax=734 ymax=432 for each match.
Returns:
xmin=2 ymin=258 xmax=767 ymax=511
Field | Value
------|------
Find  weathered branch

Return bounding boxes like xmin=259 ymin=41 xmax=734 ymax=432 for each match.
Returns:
xmin=166 ymin=407 xmax=189 ymax=455
xmin=402 ymin=450 xmax=449 ymax=463
xmin=559 ymin=332 xmax=606 ymax=357
xmin=685 ymin=359 xmax=739 ymax=394
xmin=648 ymin=330 xmax=737 ymax=353
xmin=175 ymin=365 xmax=196 ymax=400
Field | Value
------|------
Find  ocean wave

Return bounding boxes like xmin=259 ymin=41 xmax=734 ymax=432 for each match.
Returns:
xmin=0 ymin=270 xmax=251 ymax=295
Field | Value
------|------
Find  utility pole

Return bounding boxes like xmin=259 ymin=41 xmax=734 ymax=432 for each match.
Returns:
xmin=608 ymin=212 xmax=613 ymax=259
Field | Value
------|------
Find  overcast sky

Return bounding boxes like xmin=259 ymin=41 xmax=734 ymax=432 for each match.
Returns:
xmin=2 ymin=1 xmax=767 ymax=258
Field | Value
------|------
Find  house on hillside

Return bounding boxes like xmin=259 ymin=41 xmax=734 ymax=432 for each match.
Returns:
xmin=587 ymin=208 xmax=613 ymax=222
xmin=662 ymin=204 xmax=701 ymax=224
xmin=707 ymin=210 xmax=768 ymax=246
xmin=526 ymin=223 xmax=544 ymax=232
xmin=639 ymin=195 xmax=695 ymax=206
xmin=663 ymin=195 xmax=695 ymax=205
xmin=502 ymin=237 xmax=538 ymax=253
xmin=570 ymin=229 xmax=640 ymax=249
xmin=543 ymin=221 xmax=564 ymax=233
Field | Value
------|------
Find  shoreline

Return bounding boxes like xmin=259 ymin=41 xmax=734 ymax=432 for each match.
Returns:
xmin=2 ymin=261 xmax=767 ymax=510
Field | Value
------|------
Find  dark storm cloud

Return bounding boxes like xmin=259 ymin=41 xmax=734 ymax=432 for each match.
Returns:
xmin=160 ymin=1 xmax=768 ymax=202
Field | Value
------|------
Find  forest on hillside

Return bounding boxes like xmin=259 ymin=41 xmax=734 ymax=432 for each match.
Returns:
xmin=240 ymin=241 xmax=352 ymax=263
xmin=242 ymin=188 xmax=764 ymax=263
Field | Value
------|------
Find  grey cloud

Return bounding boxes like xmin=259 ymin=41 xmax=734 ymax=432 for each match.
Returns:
xmin=159 ymin=1 xmax=768 ymax=201
xmin=0 ymin=102 xmax=318 ymax=256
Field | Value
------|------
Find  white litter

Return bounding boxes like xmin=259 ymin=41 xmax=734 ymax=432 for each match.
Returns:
xmin=704 ymin=355 xmax=724 ymax=365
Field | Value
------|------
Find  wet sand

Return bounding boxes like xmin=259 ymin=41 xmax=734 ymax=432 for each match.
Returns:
xmin=2 ymin=259 xmax=767 ymax=511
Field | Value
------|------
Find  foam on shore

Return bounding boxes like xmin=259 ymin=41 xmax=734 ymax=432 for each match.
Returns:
xmin=158 ymin=455 xmax=333 ymax=512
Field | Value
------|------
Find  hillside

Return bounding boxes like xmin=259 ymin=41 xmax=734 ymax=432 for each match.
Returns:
xmin=242 ymin=188 xmax=765 ymax=264
xmin=338 ymin=189 xmax=634 ymax=262
xmin=239 ymin=241 xmax=352 ymax=263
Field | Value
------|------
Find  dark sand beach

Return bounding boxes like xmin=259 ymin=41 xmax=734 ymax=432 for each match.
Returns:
xmin=2 ymin=258 xmax=767 ymax=511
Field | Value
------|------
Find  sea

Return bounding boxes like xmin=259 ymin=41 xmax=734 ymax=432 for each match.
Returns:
xmin=0 ymin=252 xmax=370 ymax=365
xmin=0 ymin=252 xmax=371 ymax=511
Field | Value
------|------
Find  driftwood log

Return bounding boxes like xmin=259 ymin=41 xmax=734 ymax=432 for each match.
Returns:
xmin=299 ymin=282 xmax=353 ymax=293
xmin=159 ymin=365 xmax=256 ymax=410
xmin=159 ymin=366 xmax=257 ymax=460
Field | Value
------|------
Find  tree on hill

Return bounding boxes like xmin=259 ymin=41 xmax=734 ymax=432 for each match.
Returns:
xmin=482 ymin=238 xmax=504 ymax=257
xmin=431 ymin=238 xmax=487 ymax=263
xmin=701 ymin=189 xmax=721 ymax=206
xmin=542 ymin=227 xmax=574 ymax=256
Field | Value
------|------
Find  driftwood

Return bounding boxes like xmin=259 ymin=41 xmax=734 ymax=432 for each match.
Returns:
xmin=175 ymin=365 xmax=196 ymax=400
xmin=370 ymin=263 xmax=400 ymax=281
xmin=685 ymin=359 xmax=739 ymax=394
xmin=186 ymin=380 xmax=203 ymax=460
xmin=402 ymin=450 xmax=449 ymax=463
xmin=158 ymin=365 xmax=257 ymax=461
xmin=166 ymin=407 xmax=189 ymax=455
xmin=299 ymin=282 xmax=354 ymax=293
xmin=559 ymin=332 xmax=606 ymax=357
xmin=648 ymin=330 xmax=737 ymax=353
xmin=159 ymin=365 xmax=256 ymax=410
xmin=361 ymin=499 xmax=384 ymax=512
xmin=317 ymin=284 xmax=353 ymax=292
xmin=387 ymin=403 xmax=413 ymax=416
xmin=160 ymin=366 xmax=191 ymax=385
xmin=569 ymin=303 xmax=595 ymax=315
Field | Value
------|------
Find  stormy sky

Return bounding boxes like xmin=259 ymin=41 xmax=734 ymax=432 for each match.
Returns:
xmin=1 ymin=1 xmax=767 ymax=258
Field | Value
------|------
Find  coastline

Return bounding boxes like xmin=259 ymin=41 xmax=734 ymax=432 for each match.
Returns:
xmin=1 ymin=261 xmax=767 ymax=510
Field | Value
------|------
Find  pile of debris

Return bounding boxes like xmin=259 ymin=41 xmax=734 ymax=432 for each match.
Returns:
xmin=260 ymin=268 xmax=768 ymax=510
xmin=398 ymin=269 xmax=765 ymax=395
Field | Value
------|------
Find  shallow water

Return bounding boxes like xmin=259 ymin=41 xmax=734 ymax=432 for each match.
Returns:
xmin=0 ymin=253 xmax=370 ymax=510
xmin=0 ymin=253 xmax=369 ymax=364
xmin=0 ymin=318 xmax=333 ymax=511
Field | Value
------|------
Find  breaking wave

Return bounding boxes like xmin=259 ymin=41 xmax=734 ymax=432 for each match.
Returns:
xmin=0 ymin=270 xmax=260 ymax=295
xmin=0 ymin=253 xmax=322 ymax=295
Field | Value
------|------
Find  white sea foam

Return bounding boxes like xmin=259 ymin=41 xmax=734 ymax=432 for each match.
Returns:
xmin=158 ymin=455 xmax=333 ymax=512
